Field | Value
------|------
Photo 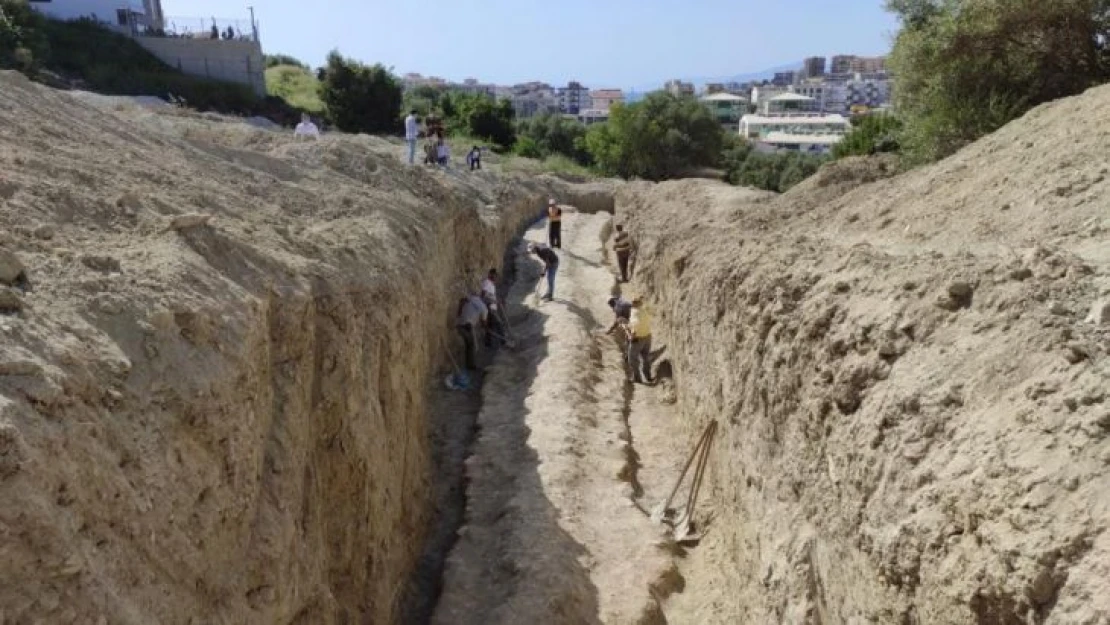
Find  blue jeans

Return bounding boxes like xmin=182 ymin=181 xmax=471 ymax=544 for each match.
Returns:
xmin=545 ymin=262 xmax=558 ymax=298
xmin=406 ymin=139 xmax=416 ymax=164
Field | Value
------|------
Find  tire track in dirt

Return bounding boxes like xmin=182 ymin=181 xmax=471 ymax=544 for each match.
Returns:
xmin=432 ymin=212 xmax=677 ymax=624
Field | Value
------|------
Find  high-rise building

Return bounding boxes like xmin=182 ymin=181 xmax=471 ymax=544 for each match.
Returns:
xmin=664 ymin=79 xmax=695 ymax=97
xmin=850 ymin=56 xmax=887 ymax=74
xmin=771 ymin=71 xmax=797 ymax=87
xmin=830 ymin=55 xmax=855 ymax=74
xmin=557 ymin=81 xmax=591 ymax=114
xmin=802 ymin=56 xmax=826 ymax=79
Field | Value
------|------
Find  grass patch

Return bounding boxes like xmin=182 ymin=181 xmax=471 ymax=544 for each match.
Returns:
xmin=501 ymin=154 xmax=598 ymax=181
xmin=265 ymin=64 xmax=323 ymax=114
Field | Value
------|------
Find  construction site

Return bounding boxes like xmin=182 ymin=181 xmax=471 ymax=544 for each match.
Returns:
xmin=1 ymin=66 xmax=1109 ymax=625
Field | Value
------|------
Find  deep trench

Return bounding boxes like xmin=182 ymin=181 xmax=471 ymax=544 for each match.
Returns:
xmin=397 ymin=216 xmax=537 ymax=625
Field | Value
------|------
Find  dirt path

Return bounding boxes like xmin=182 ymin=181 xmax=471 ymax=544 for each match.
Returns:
xmin=431 ymin=212 xmax=683 ymax=624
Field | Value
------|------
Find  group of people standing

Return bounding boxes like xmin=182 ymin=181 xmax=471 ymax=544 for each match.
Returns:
xmin=404 ymin=110 xmax=482 ymax=170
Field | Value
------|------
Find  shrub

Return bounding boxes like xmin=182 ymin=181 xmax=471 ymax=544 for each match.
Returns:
xmin=317 ymin=50 xmax=402 ymax=134
xmin=831 ymin=113 xmax=903 ymax=159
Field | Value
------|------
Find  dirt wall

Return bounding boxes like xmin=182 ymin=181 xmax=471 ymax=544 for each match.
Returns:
xmin=0 ymin=71 xmax=566 ymax=624
xmin=617 ymin=87 xmax=1110 ymax=624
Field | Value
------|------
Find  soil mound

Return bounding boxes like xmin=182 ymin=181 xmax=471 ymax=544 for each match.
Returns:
xmin=0 ymin=70 xmax=578 ymax=624
xmin=620 ymin=84 xmax=1110 ymax=623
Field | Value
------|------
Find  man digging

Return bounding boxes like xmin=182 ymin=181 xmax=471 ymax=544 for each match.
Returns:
xmin=618 ymin=297 xmax=654 ymax=384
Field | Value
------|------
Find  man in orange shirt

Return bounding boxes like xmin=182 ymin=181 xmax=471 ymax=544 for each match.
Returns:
xmin=547 ymin=198 xmax=562 ymax=248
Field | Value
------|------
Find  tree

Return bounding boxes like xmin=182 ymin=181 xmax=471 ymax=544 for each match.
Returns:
xmin=887 ymin=0 xmax=1110 ymax=162
xmin=317 ymin=50 xmax=402 ymax=134
xmin=439 ymin=91 xmax=516 ymax=150
xmin=515 ymin=113 xmax=592 ymax=165
xmin=831 ymin=114 xmax=903 ymax=159
xmin=264 ymin=53 xmax=307 ymax=69
xmin=0 ymin=0 xmax=48 ymax=71
xmin=584 ymin=92 xmax=723 ymax=180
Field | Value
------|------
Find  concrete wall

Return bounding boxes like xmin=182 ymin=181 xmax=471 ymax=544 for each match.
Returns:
xmin=134 ymin=37 xmax=266 ymax=96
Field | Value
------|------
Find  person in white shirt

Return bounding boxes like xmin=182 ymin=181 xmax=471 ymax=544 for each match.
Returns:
xmin=404 ymin=110 xmax=418 ymax=164
xmin=294 ymin=113 xmax=320 ymax=139
xmin=455 ymin=294 xmax=488 ymax=370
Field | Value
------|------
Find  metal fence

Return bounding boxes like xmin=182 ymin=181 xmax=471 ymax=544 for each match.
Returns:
xmin=137 ymin=16 xmax=259 ymax=43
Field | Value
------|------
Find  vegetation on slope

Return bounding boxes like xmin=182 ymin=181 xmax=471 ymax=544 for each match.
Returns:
xmin=265 ymin=63 xmax=323 ymax=114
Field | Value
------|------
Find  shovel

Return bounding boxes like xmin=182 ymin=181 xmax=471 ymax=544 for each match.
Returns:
xmin=650 ymin=421 xmax=715 ymax=524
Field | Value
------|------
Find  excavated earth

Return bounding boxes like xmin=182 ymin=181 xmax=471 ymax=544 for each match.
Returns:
xmin=3 ymin=67 xmax=1110 ymax=625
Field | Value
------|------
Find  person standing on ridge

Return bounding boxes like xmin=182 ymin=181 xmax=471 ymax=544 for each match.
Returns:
xmin=467 ymin=146 xmax=482 ymax=171
xmin=294 ymin=113 xmax=320 ymax=139
xmin=613 ymin=224 xmax=633 ymax=283
xmin=530 ymin=243 xmax=559 ymax=301
xmin=547 ymin=198 xmax=562 ymax=248
xmin=404 ymin=109 xmax=419 ymax=164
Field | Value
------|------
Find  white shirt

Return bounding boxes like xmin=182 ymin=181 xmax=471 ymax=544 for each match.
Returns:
xmin=294 ymin=121 xmax=320 ymax=138
xmin=480 ymin=278 xmax=498 ymax=310
xmin=404 ymin=115 xmax=418 ymax=140
xmin=458 ymin=296 xmax=488 ymax=326
xmin=437 ymin=144 xmax=449 ymax=158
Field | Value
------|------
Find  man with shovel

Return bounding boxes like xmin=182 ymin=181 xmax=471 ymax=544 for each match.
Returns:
xmin=530 ymin=243 xmax=559 ymax=301
xmin=618 ymin=297 xmax=654 ymax=384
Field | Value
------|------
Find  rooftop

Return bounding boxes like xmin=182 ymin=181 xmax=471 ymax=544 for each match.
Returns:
xmin=761 ymin=131 xmax=845 ymax=145
xmin=769 ymin=93 xmax=816 ymax=102
xmin=742 ymin=113 xmax=850 ymax=125
xmin=701 ymin=93 xmax=748 ymax=102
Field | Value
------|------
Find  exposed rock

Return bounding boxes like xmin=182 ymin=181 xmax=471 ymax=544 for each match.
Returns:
xmin=0 ymin=248 xmax=25 ymax=285
xmin=1086 ymin=299 xmax=1110 ymax=326
xmin=168 ymin=213 xmax=212 ymax=232
xmin=0 ymin=288 xmax=22 ymax=313
xmin=80 ymin=254 xmax=121 ymax=273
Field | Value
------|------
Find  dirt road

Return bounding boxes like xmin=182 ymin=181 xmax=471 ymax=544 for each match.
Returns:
xmin=432 ymin=211 xmax=689 ymax=624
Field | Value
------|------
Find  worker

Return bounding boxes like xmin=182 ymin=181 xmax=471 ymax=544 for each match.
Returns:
xmin=547 ymin=198 xmax=562 ymax=248
xmin=455 ymin=294 xmax=488 ymax=370
xmin=480 ymin=269 xmax=504 ymax=347
xmin=530 ymin=243 xmax=559 ymax=301
xmin=404 ymin=109 xmax=419 ymax=164
xmin=467 ymin=146 xmax=482 ymax=171
xmin=613 ymin=224 xmax=633 ymax=283
xmin=605 ymin=296 xmax=633 ymax=335
xmin=620 ymin=298 xmax=654 ymax=384
xmin=294 ymin=113 xmax=320 ymax=139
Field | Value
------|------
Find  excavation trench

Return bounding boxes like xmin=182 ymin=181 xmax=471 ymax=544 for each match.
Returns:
xmin=401 ymin=205 xmax=687 ymax=625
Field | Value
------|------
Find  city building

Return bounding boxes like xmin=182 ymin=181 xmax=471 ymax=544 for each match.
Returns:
xmin=845 ymin=76 xmax=891 ymax=111
xmin=830 ymin=55 xmax=855 ymax=75
xmin=831 ymin=55 xmax=887 ymax=75
xmin=761 ymin=92 xmax=819 ymax=115
xmin=772 ymin=71 xmax=797 ymax=87
xmin=664 ymin=79 xmax=695 ymax=97
xmin=576 ymin=109 xmax=610 ymax=125
xmin=801 ymin=56 xmax=826 ymax=79
xmin=739 ymin=112 xmax=851 ymax=154
xmin=457 ymin=78 xmax=495 ymax=98
xmin=750 ymin=85 xmax=787 ymax=109
xmin=700 ymin=92 xmax=748 ymax=126
xmin=589 ymin=89 xmax=625 ymax=111
xmin=557 ymin=81 xmax=591 ymax=114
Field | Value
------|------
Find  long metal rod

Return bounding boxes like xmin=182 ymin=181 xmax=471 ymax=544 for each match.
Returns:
xmin=658 ymin=421 xmax=715 ymax=515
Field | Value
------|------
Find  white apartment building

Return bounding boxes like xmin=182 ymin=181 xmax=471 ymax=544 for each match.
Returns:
xmin=557 ymin=82 xmax=591 ymax=114
xmin=739 ymin=112 xmax=851 ymax=154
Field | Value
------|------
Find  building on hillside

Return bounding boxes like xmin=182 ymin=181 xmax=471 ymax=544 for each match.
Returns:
xmin=557 ymin=81 xmax=591 ymax=114
xmin=801 ymin=56 xmax=826 ymax=79
xmin=850 ymin=56 xmax=886 ymax=73
xmin=664 ymin=79 xmax=695 ymax=97
xmin=700 ymin=92 xmax=747 ymax=126
xmin=576 ymin=108 xmax=610 ymax=125
xmin=589 ymin=89 xmax=624 ymax=111
xmin=739 ymin=112 xmax=851 ymax=154
xmin=456 ymin=78 xmax=495 ymax=97
xmin=761 ymin=92 xmax=819 ymax=115
xmin=29 ymin=0 xmax=163 ymax=31
xmin=772 ymin=71 xmax=797 ymax=87
xmin=845 ymin=77 xmax=891 ymax=110
xmin=830 ymin=55 xmax=855 ymax=74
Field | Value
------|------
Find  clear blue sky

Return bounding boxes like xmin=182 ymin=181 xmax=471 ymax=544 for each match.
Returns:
xmin=162 ymin=1 xmax=897 ymax=88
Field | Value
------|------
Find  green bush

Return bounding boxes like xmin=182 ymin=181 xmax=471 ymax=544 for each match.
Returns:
xmin=266 ymin=63 xmax=324 ymax=113
xmin=515 ymin=113 xmax=592 ymax=166
xmin=723 ymin=140 xmax=826 ymax=192
xmin=0 ymin=0 xmax=48 ymax=71
xmin=512 ymin=135 xmax=543 ymax=159
xmin=265 ymin=53 xmax=306 ymax=69
xmin=433 ymin=91 xmax=516 ymax=150
xmin=831 ymin=113 xmax=903 ymax=159
xmin=584 ymin=92 xmax=723 ymax=181
xmin=887 ymin=0 xmax=1110 ymax=163
xmin=318 ymin=50 xmax=402 ymax=133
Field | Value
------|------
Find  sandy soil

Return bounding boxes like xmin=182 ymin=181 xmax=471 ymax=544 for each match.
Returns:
xmin=618 ymin=85 xmax=1110 ymax=624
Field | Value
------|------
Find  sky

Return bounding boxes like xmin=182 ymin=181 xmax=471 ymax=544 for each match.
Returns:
xmin=161 ymin=0 xmax=898 ymax=89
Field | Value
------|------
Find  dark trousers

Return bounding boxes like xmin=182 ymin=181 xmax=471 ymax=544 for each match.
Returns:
xmin=470 ymin=158 xmax=481 ymax=170
xmin=617 ymin=252 xmax=630 ymax=282
xmin=457 ymin=323 xmax=476 ymax=370
xmin=549 ymin=221 xmax=561 ymax=248
xmin=485 ymin=309 xmax=503 ymax=346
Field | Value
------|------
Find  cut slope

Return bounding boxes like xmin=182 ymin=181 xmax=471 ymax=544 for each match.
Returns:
xmin=618 ymin=84 xmax=1110 ymax=624
xmin=0 ymin=69 xmax=570 ymax=624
